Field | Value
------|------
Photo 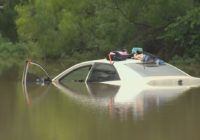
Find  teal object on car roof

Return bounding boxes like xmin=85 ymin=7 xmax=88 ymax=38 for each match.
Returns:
xmin=131 ymin=48 xmax=143 ymax=54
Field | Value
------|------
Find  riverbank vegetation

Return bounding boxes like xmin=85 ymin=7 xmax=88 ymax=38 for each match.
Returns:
xmin=0 ymin=0 xmax=200 ymax=75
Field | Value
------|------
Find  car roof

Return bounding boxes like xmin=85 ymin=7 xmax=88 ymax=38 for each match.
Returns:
xmin=82 ymin=58 xmax=142 ymax=65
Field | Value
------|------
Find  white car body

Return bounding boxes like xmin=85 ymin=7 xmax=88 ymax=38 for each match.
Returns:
xmin=52 ymin=59 xmax=200 ymax=103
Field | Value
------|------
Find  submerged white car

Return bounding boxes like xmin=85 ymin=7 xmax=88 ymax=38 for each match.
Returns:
xmin=22 ymin=55 xmax=200 ymax=106
xmin=52 ymin=58 xmax=200 ymax=87
xmin=51 ymin=58 xmax=200 ymax=103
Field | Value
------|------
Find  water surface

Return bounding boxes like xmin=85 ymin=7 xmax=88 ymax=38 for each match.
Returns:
xmin=1 ymin=71 xmax=200 ymax=140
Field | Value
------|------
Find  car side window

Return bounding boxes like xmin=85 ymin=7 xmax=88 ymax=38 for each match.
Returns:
xmin=59 ymin=65 xmax=92 ymax=86
xmin=87 ymin=63 xmax=120 ymax=82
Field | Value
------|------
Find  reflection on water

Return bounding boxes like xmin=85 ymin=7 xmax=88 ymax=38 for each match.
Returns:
xmin=53 ymin=80 xmax=193 ymax=121
xmin=1 ymin=72 xmax=200 ymax=140
xmin=23 ymin=83 xmax=51 ymax=106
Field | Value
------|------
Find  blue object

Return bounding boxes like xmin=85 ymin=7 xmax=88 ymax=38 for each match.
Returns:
xmin=131 ymin=48 xmax=143 ymax=54
xmin=143 ymin=54 xmax=165 ymax=65
xmin=155 ymin=59 xmax=165 ymax=65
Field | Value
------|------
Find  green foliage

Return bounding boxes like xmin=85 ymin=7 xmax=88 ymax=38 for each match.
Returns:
xmin=169 ymin=55 xmax=200 ymax=76
xmin=15 ymin=0 xmax=197 ymax=60
xmin=0 ymin=0 xmax=199 ymax=71
xmin=0 ymin=37 xmax=29 ymax=74
xmin=16 ymin=0 xmax=98 ymax=58
xmin=163 ymin=7 xmax=200 ymax=57
xmin=0 ymin=0 xmax=20 ymax=41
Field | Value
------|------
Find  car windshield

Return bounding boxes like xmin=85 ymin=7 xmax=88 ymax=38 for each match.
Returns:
xmin=125 ymin=63 xmax=188 ymax=77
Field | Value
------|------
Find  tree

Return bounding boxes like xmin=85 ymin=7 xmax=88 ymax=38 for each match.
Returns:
xmin=0 ymin=0 xmax=24 ymax=41
xmin=15 ymin=0 xmax=198 ymax=60
xmin=0 ymin=37 xmax=29 ymax=74
xmin=163 ymin=7 xmax=200 ymax=58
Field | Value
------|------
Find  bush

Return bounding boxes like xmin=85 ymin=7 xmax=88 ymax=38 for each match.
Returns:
xmin=0 ymin=37 xmax=29 ymax=74
xmin=169 ymin=55 xmax=200 ymax=76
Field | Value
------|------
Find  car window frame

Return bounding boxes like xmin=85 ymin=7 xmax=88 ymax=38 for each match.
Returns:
xmin=59 ymin=65 xmax=93 ymax=84
xmin=87 ymin=62 xmax=120 ymax=82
